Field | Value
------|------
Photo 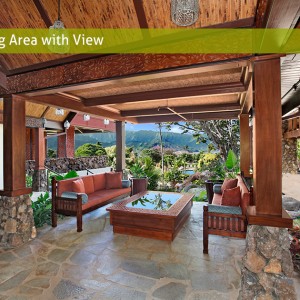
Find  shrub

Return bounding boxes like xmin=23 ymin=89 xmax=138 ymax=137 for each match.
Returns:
xmin=32 ymin=192 xmax=52 ymax=228
xmin=75 ymin=142 xmax=106 ymax=157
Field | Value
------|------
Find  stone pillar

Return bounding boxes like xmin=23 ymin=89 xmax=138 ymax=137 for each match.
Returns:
xmin=0 ymin=194 xmax=35 ymax=247
xmin=239 ymin=225 xmax=296 ymax=299
xmin=282 ymin=120 xmax=298 ymax=174
xmin=116 ymin=121 xmax=125 ymax=173
xmin=32 ymin=128 xmax=47 ymax=192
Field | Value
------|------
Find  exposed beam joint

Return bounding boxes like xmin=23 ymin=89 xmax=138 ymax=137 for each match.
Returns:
xmin=84 ymin=82 xmax=245 ymax=107
xmin=167 ymin=107 xmax=188 ymax=121
xmin=32 ymin=0 xmax=52 ymax=27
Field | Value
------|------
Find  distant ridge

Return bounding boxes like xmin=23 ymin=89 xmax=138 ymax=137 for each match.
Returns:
xmin=47 ymin=130 xmax=207 ymax=152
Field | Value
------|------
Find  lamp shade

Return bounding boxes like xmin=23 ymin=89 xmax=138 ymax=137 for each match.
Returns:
xmin=171 ymin=0 xmax=199 ymax=26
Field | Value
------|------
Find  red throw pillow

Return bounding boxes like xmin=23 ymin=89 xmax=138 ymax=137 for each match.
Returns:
xmin=221 ymin=186 xmax=241 ymax=206
xmin=82 ymin=176 xmax=94 ymax=194
xmin=93 ymin=174 xmax=106 ymax=191
xmin=72 ymin=179 xmax=85 ymax=193
xmin=221 ymin=178 xmax=238 ymax=193
xmin=105 ymin=172 xmax=122 ymax=189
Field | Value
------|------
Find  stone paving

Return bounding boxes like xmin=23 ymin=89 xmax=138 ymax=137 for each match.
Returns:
xmin=0 ymin=202 xmax=281 ymax=299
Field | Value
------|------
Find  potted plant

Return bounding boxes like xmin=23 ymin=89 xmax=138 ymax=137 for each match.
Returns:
xmin=129 ymin=163 xmax=148 ymax=195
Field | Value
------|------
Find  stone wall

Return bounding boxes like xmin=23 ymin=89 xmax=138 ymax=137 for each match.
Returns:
xmin=26 ymin=155 xmax=108 ymax=175
xmin=282 ymin=120 xmax=298 ymax=174
xmin=239 ymin=225 xmax=296 ymax=300
xmin=32 ymin=169 xmax=47 ymax=192
xmin=44 ymin=155 xmax=108 ymax=173
xmin=0 ymin=194 xmax=35 ymax=248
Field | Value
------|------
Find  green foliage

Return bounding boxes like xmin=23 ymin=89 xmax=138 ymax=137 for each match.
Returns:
xmin=26 ymin=175 xmax=32 ymax=188
xmin=75 ymin=142 xmax=106 ymax=157
xmin=140 ymin=148 xmax=161 ymax=164
xmin=32 ymin=192 xmax=52 ymax=228
xmin=193 ymin=190 xmax=207 ymax=202
xmin=55 ymin=170 xmax=79 ymax=181
xmin=130 ymin=163 xmax=147 ymax=178
xmin=224 ymin=149 xmax=240 ymax=178
xmin=47 ymin=148 xmax=57 ymax=158
xmin=197 ymin=152 xmax=225 ymax=179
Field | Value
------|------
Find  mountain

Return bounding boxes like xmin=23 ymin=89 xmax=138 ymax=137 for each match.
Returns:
xmin=47 ymin=130 xmax=207 ymax=152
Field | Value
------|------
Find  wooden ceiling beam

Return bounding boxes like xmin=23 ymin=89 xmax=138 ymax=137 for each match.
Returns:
xmin=135 ymin=111 xmax=239 ymax=123
xmin=121 ymin=103 xmax=241 ymax=117
xmin=206 ymin=17 xmax=255 ymax=28
xmin=1 ymin=54 xmax=249 ymax=96
xmin=24 ymin=94 xmax=133 ymax=122
xmin=133 ymin=0 xmax=149 ymax=29
xmin=32 ymin=0 xmax=52 ymax=28
xmin=0 ymin=70 xmax=7 ymax=90
xmin=84 ymin=82 xmax=245 ymax=106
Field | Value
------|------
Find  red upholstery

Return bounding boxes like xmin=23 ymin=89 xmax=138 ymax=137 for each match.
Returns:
xmin=212 ymin=193 xmax=222 ymax=205
xmin=221 ymin=178 xmax=238 ymax=193
xmin=81 ymin=176 xmax=95 ymax=194
xmin=93 ymin=174 xmax=106 ymax=191
xmin=105 ymin=172 xmax=122 ymax=189
xmin=72 ymin=179 xmax=85 ymax=193
xmin=221 ymin=186 xmax=241 ymax=206
xmin=82 ymin=187 xmax=131 ymax=210
xmin=57 ymin=179 xmax=73 ymax=197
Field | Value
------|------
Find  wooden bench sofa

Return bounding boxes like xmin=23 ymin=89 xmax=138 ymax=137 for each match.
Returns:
xmin=52 ymin=172 xmax=131 ymax=232
xmin=203 ymin=175 xmax=251 ymax=253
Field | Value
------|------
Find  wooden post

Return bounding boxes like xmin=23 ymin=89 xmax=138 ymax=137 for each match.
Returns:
xmin=34 ymin=128 xmax=45 ymax=169
xmin=252 ymin=57 xmax=282 ymax=216
xmin=239 ymin=114 xmax=251 ymax=177
xmin=66 ymin=126 xmax=75 ymax=158
xmin=2 ymin=95 xmax=31 ymax=195
xmin=115 ymin=121 xmax=125 ymax=173
xmin=57 ymin=134 xmax=66 ymax=158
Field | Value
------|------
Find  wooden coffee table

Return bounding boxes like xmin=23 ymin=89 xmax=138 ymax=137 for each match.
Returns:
xmin=106 ymin=191 xmax=194 ymax=241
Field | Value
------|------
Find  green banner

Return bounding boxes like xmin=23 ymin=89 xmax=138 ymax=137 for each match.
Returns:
xmin=0 ymin=29 xmax=299 ymax=54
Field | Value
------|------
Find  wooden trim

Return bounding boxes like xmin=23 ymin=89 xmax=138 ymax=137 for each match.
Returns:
xmin=247 ymin=206 xmax=293 ymax=228
xmin=84 ymin=82 xmax=245 ymax=107
xmin=136 ymin=111 xmax=239 ymax=123
xmin=64 ymin=112 xmax=77 ymax=123
xmin=32 ymin=0 xmax=52 ymax=27
xmin=115 ymin=121 xmax=125 ymax=172
xmin=240 ymin=114 xmax=251 ymax=177
xmin=284 ymin=129 xmax=300 ymax=139
xmin=121 ymin=103 xmax=240 ymax=117
xmin=0 ymin=70 xmax=7 ymax=90
xmin=133 ymin=0 xmax=149 ymax=29
xmin=41 ymin=106 xmax=50 ymax=118
xmin=205 ymin=17 xmax=255 ymax=28
xmin=0 ymin=187 xmax=32 ymax=197
xmin=241 ymin=78 xmax=253 ymax=113
xmin=1 ymin=54 xmax=250 ymax=96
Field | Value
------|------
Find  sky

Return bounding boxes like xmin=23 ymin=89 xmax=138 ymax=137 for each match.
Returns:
xmin=125 ymin=123 xmax=183 ymax=133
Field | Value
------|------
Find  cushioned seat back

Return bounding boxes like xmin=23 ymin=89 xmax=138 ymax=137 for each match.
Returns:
xmin=93 ymin=174 xmax=106 ymax=191
xmin=57 ymin=178 xmax=76 ymax=197
xmin=237 ymin=175 xmax=250 ymax=215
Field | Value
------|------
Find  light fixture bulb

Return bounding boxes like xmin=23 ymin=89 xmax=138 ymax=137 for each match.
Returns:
xmin=83 ymin=114 xmax=90 ymax=121
xmin=104 ymin=119 xmax=110 ymax=125
xmin=64 ymin=120 xmax=70 ymax=129
xmin=55 ymin=108 xmax=64 ymax=115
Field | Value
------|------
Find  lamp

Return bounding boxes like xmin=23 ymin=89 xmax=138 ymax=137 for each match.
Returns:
xmin=83 ymin=114 xmax=90 ymax=121
xmin=49 ymin=0 xmax=69 ymax=53
xmin=104 ymin=119 xmax=110 ymax=125
xmin=64 ymin=120 xmax=70 ymax=129
xmin=55 ymin=108 xmax=64 ymax=115
xmin=171 ymin=0 xmax=199 ymax=26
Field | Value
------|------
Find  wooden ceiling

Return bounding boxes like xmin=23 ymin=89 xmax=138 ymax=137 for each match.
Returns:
xmin=0 ymin=0 xmax=299 ymax=124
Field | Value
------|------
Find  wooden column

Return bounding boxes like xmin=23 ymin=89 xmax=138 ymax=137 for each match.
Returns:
xmin=57 ymin=134 xmax=66 ymax=158
xmin=2 ymin=95 xmax=31 ymax=195
xmin=239 ymin=114 xmax=251 ymax=177
xmin=66 ymin=126 xmax=75 ymax=158
xmin=34 ymin=128 xmax=45 ymax=169
xmin=252 ymin=57 xmax=282 ymax=216
xmin=115 ymin=121 xmax=125 ymax=172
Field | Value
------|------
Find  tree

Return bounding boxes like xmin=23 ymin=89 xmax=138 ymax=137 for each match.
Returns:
xmin=75 ymin=142 xmax=106 ymax=157
xmin=168 ymin=120 xmax=240 ymax=161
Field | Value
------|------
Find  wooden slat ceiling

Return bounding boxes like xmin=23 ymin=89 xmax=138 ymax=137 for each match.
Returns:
xmin=0 ymin=0 xmax=258 ymax=72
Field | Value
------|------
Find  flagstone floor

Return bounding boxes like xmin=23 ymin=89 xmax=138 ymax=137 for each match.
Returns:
xmin=0 ymin=202 xmax=289 ymax=300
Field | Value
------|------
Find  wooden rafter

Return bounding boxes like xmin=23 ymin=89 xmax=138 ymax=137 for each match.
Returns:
xmin=32 ymin=0 xmax=52 ymax=27
xmin=84 ymin=82 xmax=245 ymax=107
xmin=135 ymin=111 xmax=239 ymax=123
xmin=25 ymin=94 xmax=132 ymax=122
xmin=121 ymin=103 xmax=240 ymax=117
xmin=133 ymin=0 xmax=149 ymax=29
xmin=0 ymin=70 xmax=7 ymax=90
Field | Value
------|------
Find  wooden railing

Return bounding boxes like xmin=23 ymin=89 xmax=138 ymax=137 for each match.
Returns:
xmin=284 ymin=117 xmax=300 ymax=139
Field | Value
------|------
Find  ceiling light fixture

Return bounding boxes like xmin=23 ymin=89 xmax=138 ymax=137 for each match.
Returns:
xmin=104 ymin=119 xmax=110 ymax=125
xmin=55 ymin=108 xmax=64 ymax=115
xmin=171 ymin=0 xmax=199 ymax=27
xmin=64 ymin=120 xmax=70 ymax=129
xmin=83 ymin=114 xmax=90 ymax=121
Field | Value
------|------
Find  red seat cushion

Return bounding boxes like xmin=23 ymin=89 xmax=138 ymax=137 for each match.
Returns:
xmin=221 ymin=186 xmax=241 ymax=206
xmin=221 ymin=178 xmax=238 ymax=193
xmin=105 ymin=172 xmax=122 ymax=189
xmin=82 ymin=176 xmax=95 ymax=194
xmin=93 ymin=174 xmax=106 ymax=191
xmin=72 ymin=179 xmax=85 ymax=193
